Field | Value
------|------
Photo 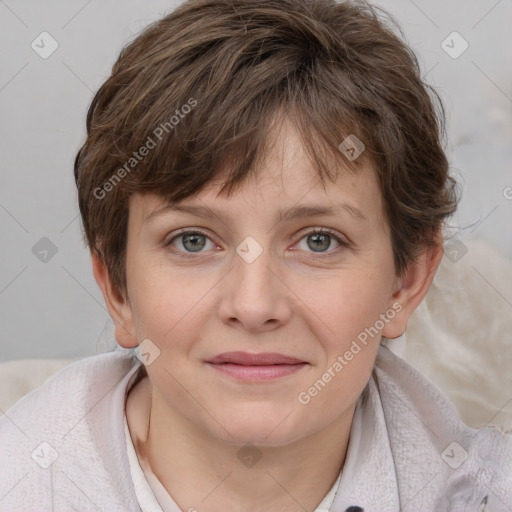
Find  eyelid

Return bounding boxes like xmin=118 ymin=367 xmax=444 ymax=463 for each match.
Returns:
xmin=296 ymin=226 xmax=349 ymax=244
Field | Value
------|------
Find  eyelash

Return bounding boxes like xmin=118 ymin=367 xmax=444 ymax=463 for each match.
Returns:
xmin=163 ymin=227 xmax=349 ymax=259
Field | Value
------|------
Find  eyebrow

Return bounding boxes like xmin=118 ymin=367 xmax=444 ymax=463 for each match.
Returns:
xmin=143 ymin=200 xmax=367 ymax=226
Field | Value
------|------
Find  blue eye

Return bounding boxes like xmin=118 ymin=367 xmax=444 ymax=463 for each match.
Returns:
xmin=296 ymin=228 xmax=348 ymax=254
xmin=164 ymin=228 xmax=348 ymax=258
xmin=164 ymin=230 xmax=215 ymax=255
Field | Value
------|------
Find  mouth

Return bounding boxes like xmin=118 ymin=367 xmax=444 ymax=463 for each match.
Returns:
xmin=205 ymin=351 xmax=308 ymax=382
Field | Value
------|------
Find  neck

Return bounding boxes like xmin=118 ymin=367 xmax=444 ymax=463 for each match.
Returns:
xmin=126 ymin=375 xmax=354 ymax=512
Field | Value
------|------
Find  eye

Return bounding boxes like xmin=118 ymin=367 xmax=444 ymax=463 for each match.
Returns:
xmin=164 ymin=229 xmax=217 ymax=258
xmin=164 ymin=227 xmax=349 ymax=259
xmin=294 ymin=228 xmax=349 ymax=256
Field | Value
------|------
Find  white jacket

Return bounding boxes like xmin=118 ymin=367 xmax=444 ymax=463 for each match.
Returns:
xmin=0 ymin=344 xmax=511 ymax=511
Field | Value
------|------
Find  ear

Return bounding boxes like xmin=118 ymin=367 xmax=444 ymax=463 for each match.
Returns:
xmin=382 ymin=234 xmax=444 ymax=339
xmin=91 ymin=251 xmax=139 ymax=349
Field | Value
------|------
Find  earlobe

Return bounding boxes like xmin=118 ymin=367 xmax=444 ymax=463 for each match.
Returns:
xmin=91 ymin=252 xmax=139 ymax=349
xmin=382 ymin=239 xmax=444 ymax=339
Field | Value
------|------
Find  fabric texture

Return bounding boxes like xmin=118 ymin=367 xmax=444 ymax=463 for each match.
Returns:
xmin=0 ymin=357 xmax=78 ymax=413
xmin=0 ymin=344 xmax=511 ymax=511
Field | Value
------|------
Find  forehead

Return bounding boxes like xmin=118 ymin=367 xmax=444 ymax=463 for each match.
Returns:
xmin=131 ymin=116 xmax=384 ymax=229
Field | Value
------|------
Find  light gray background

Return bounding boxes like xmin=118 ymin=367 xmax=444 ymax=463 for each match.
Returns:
xmin=1 ymin=0 xmax=511 ymax=362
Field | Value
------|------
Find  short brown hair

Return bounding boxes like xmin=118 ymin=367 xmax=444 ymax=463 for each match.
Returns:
xmin=74 ymin=0 xmax=459 ymax=299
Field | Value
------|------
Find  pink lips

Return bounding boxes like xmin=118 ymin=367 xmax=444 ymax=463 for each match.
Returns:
xmin=205 ymin=351 xmax=307 ymax=381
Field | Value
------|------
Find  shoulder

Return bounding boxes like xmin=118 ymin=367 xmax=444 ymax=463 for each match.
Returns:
xmin=373 ymin=344 xmax=512 ymax=510
xmin=0 ymin=349 xmax=138 ymax=433
xmin=0 ymin=349 xmax=142 ymax=511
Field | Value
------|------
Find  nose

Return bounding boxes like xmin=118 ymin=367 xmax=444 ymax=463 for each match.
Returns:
xmin=218 ymin=240 xmax=292 ymax=333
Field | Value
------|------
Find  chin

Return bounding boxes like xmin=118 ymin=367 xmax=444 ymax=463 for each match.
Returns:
xmin=209 ymin=411 xmax=307 ymax=448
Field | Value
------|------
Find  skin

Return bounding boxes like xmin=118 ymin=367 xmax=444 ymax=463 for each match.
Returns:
xmin=93 ymin=116 xmax=443 ymax=512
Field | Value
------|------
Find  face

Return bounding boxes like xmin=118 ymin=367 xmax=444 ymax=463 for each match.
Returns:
xmin=111 ymin=117 xmax=408 ymax=447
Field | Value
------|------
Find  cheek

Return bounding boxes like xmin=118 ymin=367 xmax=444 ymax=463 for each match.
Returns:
xmin=293 ymin=268 xmax=393 ymax=344
xmin=293 ymin=274 xmax=388 ymax=416
xmin=128 ymin=262 xmax=217 ymax=340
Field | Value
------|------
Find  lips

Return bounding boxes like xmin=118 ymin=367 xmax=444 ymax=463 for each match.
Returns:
xmin=205 ymin=352 xmax=307 ymax=382
xmin=206 ymin=351 xmax=305 ymax=365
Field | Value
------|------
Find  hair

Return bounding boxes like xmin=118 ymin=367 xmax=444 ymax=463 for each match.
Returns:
xmin=74 ymin=0 xmax=459 ymax=299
